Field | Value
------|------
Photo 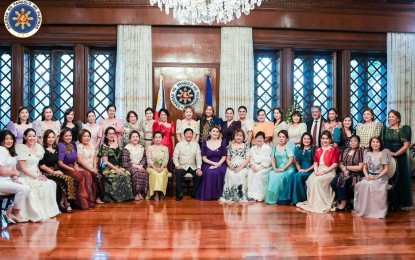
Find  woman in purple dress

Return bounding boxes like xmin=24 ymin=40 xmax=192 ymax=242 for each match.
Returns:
xmin=7 ymin=106 xmax=33 ymax=144
xmin=196 ymin=125 xmax=227 ymax=201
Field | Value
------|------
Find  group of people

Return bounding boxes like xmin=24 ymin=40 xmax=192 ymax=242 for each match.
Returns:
xmin=0 ymin=103 xmax=412 ymax=224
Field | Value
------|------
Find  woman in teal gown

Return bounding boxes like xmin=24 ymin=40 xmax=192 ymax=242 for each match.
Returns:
xmin=265 ymin=130 xmax=296 ymax=204
xmin=278 ymin=132 xmax=315 ymax=205
xmin=381 ymin=110 xmax=413 ymax=209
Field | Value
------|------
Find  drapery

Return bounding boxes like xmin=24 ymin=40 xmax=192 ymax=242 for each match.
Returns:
xmin=387 ymin=32 xmax=415 ymax=171
xmin=115 ymin=25 xmax=153 ymax=120
xmin=219 ymin=27 xmax=254 ymax=118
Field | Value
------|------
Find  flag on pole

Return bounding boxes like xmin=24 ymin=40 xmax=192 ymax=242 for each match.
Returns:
xmin=205 ymin=73 xmax=213 ymax=106
xmin=155 ymin=73 xmax=165 ymax=120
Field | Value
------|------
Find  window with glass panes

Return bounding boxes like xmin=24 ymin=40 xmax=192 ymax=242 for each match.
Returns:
xmin=254 ymin=51 xmax=280 ymax=121
xmin=0 ymin=48 xmax=12 ymax=129
xmin=350 ymin=54 xmax=387 ymax=125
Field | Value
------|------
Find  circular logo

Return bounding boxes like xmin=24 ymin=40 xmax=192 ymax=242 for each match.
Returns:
xmin=170 ymin=80 xmax=201 ymax=110
xmin=4 ymin=0 xmax=42 ymax=38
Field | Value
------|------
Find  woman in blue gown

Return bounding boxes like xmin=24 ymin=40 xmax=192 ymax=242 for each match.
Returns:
xmin=278 ymin=132 xmax=315 ymax=205
xmin=265 ymin=130 xmax=296 ymax=204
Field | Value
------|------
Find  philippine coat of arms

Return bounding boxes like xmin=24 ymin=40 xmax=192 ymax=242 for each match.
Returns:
xmin=170 ymin=80 xmax=201 ymax=110
xmin=4 ymin=0 xmax=42 ymax=38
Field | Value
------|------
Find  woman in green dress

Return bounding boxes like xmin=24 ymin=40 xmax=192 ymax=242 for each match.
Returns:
xmin=381 ymin=110 xmax=413 ymax=209
xmin=265 ymin=130 xmax=296 ymax=204
xmin=98 ymin=127 xmax=133 ymax=202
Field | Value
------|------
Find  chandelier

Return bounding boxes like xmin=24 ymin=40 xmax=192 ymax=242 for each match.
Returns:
xmin=149 ymin=0 xmax=266 ymax=25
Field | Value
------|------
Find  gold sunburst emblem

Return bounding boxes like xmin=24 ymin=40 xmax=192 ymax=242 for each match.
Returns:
xmin=177 ymin=88 xmax=194 ymax=103
xmin=12 ymin=8 xmax=34 ymax=30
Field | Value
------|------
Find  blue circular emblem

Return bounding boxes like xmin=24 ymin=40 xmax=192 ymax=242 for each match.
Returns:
xmin=4 ymin=0 xmax=42 ymax=38
xmin=170 ymin=80 xmax=201 ymax=110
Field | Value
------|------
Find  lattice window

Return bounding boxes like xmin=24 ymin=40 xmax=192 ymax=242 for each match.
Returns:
xmin=88 ymin=49 xmax=116 ymax=121
xmin=24 ymin=49 xmax=74 ymax=121
xmin=350 ymin=54 xmax=387 ymax=125
xmin=0 ymin=48 xmax=12 ymax=129
xmin=293 ymin=53 xmax=334 ymax=120
xmin=254 ymin=52 xmax=280 ymax=121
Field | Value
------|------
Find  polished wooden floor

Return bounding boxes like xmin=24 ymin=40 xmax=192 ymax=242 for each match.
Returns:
xmin=1 ymin=184 xmax=415 ymax=259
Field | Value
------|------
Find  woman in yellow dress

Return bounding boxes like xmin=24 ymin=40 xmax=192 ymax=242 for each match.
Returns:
xmin=146 ymin=131 xmax=169 ymax=201
xmin=252 ymin=109 xmax=274 ymax=145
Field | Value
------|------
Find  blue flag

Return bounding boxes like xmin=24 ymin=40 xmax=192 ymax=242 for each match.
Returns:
xmin=206 ymin=75 xmax=213 ymax=106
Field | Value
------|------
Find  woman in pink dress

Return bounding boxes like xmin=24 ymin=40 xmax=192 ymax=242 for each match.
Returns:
xmin=83 ymin=111 xmax=102 ymax=150
xmin=99 ymin=104 xmax=123 ymax=147
xmin=153 ymin=108 xmax=175 ymax=170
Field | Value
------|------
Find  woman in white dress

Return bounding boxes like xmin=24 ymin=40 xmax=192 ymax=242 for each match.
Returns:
xmin=287 ymin=111 xmax=307 ymax=145
xmin=0 ymin=130 xmax=31 ymax=224
xmin=219 ymin=129 xmax=251 ymax=202
xmin=247 ymin=131 xmax=272 ymax=201
xmin=238 ymin=105 xmax=255 ymax=144
xmin=16 ymin=128 xmax=60 ymax=222
xmin=176 ymin=105 xmax=200 ymax=143
xmin=297 ymin=130 xmax=340 ymax=213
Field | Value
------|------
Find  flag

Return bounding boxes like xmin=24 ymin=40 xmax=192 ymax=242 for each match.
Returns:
xmin=205 ymin=74 xmax=213 ymax=106
xmin=155 ymin=74 xmax=165 ymax=120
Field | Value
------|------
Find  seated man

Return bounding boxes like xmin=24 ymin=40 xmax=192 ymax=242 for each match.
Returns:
xmin=173 ymin=128 xmax=202 ymax=201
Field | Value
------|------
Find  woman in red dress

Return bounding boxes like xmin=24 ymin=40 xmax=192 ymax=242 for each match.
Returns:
xmin=153 ymin=108 xmax=175 ymax=170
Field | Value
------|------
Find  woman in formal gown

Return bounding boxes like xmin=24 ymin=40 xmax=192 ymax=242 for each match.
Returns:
xmin=16 ymin=128 xmax=60 ymax=222
xmin=121 ymin=130 xmax=148 ymax=201
xmin=356 ymin=108 xmax=383 ymax=148
xmin=98 ymin=127 xmax=133 ymax=202
xmin=7 ymin=106 xmax=33 ymax=144
xmin=334 ymin=115 xmax=354 ymax=151
xmin=0 ymin=130 xmax=31 ymax=224
xmin=35 ymin=106 xmax=61 ymax=144
xmin=222 ymin=108 xmax=241 ymax=146
xmin=252 ymin=109 xmax=273 ymax=145
xmin=57 ymin=128 xmax=95 ymax=209
xmin=277 ymin=132 xmax=315 ymax=205
xmin=122 ymin=111 xmax=140 ymax=147
xmin=176 ymin=105 xmax=200 ymax=143
xmin=153 ymin=108 xmax=175 ymax=169
xmin=265 ymin=130 xmax=296 ymax=204
xmin=198 ymin=105 xmax=223 ymax=145
xmin=353 ymin=136 xmax=391 ymax=218
xmin=286 ymin=111 xmax=307 ymax=145
xmin=331 ymin=135 xmax=364 ymax=211
xmin=196 ymin=125 xmax=227 ymax=201
xmin=322 ymin=108 xmax=342 ymax=136
xmin=272 ymin=107 xmax=288 ymax=145
xmin=99 ymin=104 xmax=124 ymax=147
xmin=82 ymin=111 xmax=102 ymax=149
xmin=247 ymin=131 xmax=272 ymax=202
xmin=381 ymin=110 xmax=413 ymax=210
xmin=77 ymin=129 xmax=102 ymax=204
xmin=219 ymin=129 xmax=251 ymax=202
xmin=146 ymin=132 xmax=169 ymax=201
xmin=62 ymin=108 xmax=82 ymax=143
xmin=297 ymin=130 xmax=340 ymax=213
xmin=238 ymin=106 xmax=255 ymax=144
xmin=39 ymin=129 xmax=76 ymax=213
xmin=139 ymin=108 xmax=156 ymax=149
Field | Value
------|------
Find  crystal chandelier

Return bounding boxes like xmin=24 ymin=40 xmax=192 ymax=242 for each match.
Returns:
xmin=149 ymin=0 xmax=266 ymax=25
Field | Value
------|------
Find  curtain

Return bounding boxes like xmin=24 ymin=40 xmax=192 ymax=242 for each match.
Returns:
xmin=387 ymin=32 xmax=415 ymax=171
xmin=219 ymin=27 xmax=254 ymax=118
xmin=115 ymin=25 xmax=153 ymax=120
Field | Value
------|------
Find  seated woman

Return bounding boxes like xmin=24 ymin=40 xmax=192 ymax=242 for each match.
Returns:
xmin=297 ymin=131 xmax=340 ymax=213
xmin=16 ymin=128 xmax=60 ymax=222
xmin=219 ymin=129 xmax=251 ymax=202
xmin=146 ymin=132 xmax=169 ymax=201
xmin=57 ymin=128 xmax=95 ymax=209
xmin=121 ymin=130 xmax=148 ymax=201
xmin=196 ymin=125 xmax=227 ymax=201
xmin=353 ymin=136 xmax=391 ymax=219
xmin=265 ymin=130 xmax=296 ymax=204
xmin=246 ymin=131 xmax=272 ymax=202
xmin=98 ymin=127 xmax=134 ymax=202
xmin=77 ymin=129 xmax=103 ymax=204
xmin=278 ymin=132 xmax=315 ymax=205
xmin=39 ymin=129 xmax=76 ymax=213
xmin=0 ymin=130 xmax=31 ymax=224
xmin=331 ymin=135 xmax=364 ymax=211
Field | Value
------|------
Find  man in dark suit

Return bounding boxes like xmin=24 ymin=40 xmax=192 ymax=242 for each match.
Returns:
xmin=306 ymin=106 xmax=326 ymax=147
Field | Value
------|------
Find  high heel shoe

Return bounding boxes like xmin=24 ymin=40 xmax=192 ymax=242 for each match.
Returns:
xmin=11 ymin=214 xmax=29 ymax=223
xmin=2 ymin=211 xmax=15 ymax=224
